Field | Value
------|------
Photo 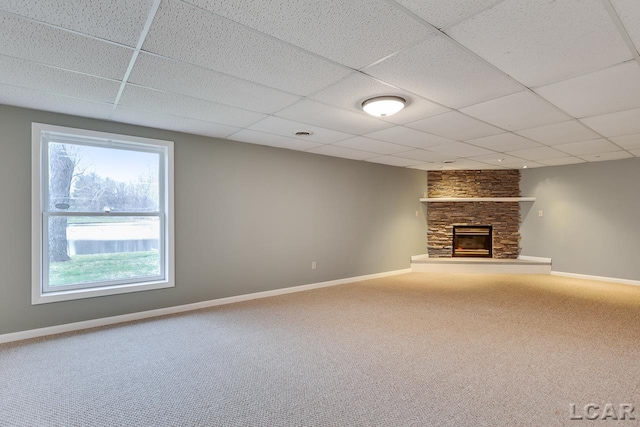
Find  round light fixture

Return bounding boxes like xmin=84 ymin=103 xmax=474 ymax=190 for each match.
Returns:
xmin=294 ymin=131 xmax=313 ymax=136
xmin=361 ymin=96 xmax=406 ymax=117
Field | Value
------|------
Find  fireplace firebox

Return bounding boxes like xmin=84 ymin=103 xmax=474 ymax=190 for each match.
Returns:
xmin=452 ymin=225 xmax=492 ymax=258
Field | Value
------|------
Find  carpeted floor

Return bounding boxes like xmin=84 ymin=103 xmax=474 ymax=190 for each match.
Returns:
xmin=1 ymin=273 xmax=640 ymax=426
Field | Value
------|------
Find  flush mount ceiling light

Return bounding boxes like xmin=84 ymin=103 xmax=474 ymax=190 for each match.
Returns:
xmin=361 ymin=96 xmax=406 ymax=117
xmin=294 ymin=131 xmax=313 ymax=136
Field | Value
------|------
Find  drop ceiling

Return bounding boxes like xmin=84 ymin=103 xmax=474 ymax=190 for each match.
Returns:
xmin=1 ymin=0 xmax=640 ymax=170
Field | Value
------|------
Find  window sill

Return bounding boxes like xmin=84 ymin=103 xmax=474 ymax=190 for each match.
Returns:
xmin=31 ymin=279 xmax=174 ymax=305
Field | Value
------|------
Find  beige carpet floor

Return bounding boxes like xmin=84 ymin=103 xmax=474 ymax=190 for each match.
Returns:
xmin=1 ymin=273 xmax=640 ymax=426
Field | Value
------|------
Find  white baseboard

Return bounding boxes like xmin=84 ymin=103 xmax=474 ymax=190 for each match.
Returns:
xmin=0 ymin=268 xmax=411 ymax=345
xmin=518 ymin=255 xmax=552 ymax=263
xmin=551 ymin=271 xmax=640 ymax=287
xmin=410 ymin=253 xmax=429 ymax=261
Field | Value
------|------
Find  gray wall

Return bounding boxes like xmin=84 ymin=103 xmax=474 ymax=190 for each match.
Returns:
xmin=0 ymin=104 xmax=428 ymax=335
xmin=520 ymin=157 xmax=640 ymax=281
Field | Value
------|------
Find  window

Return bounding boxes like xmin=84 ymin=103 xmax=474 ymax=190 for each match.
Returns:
xmin=32 ymin=123 xmax=174 ymax=304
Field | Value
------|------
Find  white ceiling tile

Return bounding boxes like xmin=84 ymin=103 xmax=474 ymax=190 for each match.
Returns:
xmin=609 ymin=134 xmax=640 ymax=150
xmin=143 ymin=0 xmax=350 ymax=96
xmin=466 ymin=133 xmax=541 ymax=152
xmin=409 ymin=163 xmax=448 ymax=171
xmin=506 ymin=146 xmax=568 ymax=161
xmin=112 ymin=106 xmax=240 ymax=139
xmin=365 ymin=156 xmax=421 ymax=167
xmin=276 ymin=100 xmax=393 ymax=134
xmin=307 ymin=145 xmax=378 ymax=161
xmin=535 ymin=62 xmax=640 ymax=118
xmin=554 ymin=139 xmax=619 ymax=156
xmin=579 ymin=151 xmax=634 ymax=162
xmin=0 ymin=55 xmax=119 ymax=103
xmin=0 ymin=82 xmax=112 ymax=120
xmin=229 ymin=129 xmax=323 ymax=152
xmin=460 ymin=91 xmax=569 ymax=131
xmin=611 ymin=0 xmax=640 ymax=52
xmin=446 ymin=0 xmax=632 ymax=86
xmin=538 ymin=157 xmax=586 ymax=166
xmin=184 ymin=0 xmax=433 ymax=69
xmin=394 ymin=0 xmax=503 ymax=29
xmin=334 ymin=137 xmax=409 ymax=155
xmin=119 ymin=85 xmax=266 ymax=127
xmin=129 ymin=53 xmax=300 ymax=114
xmin=468 ymin=153 xmax=528 ymax=165
xmin=248 ymin=116 xmax=353 ymax=144
xmin=444 ymin=161 xmax=503 ymax=170
xmin=515 ymin=121 xmax=600 ymax=145
xmin=580 ymin=107 xmax=640 ymax=137
xmin=311 ymin=73 xmax=449 ymax=124
xmin=385 ymin=97 xmax=450 ymax=125
xmin=365 ymin=35 xmax=522 ymax=108
xmin=395 ymin=149 xmax=457 ymax=163
xmin=412 ymin=161 xmax=503 ymax=171
xmin=0 ymin=0 xmax=154 ymax=47
xmin=444 ymin=159 xmax=502 ymax=169
xmin=629 ymin=148 xmax=640 ymax=157
xmin=428 ymin=142 xmax=495 ymax=157
xmin=0 ymin=14 xmax=132 ymax=80
xmin=365 ymin=126 xmax=455 ymax=149
xmin=504 ymin=162 xmax=544 ymax=169
xmin=406 ymin=111 xmax=503 ymax=140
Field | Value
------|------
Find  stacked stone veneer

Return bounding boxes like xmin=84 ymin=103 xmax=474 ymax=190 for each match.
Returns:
xmin=427 ymin=170 xmax=521 ymax=259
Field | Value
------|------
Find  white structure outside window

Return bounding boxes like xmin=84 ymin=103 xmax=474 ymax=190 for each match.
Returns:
xmin=32 ymin=123 xmax=174 ymax=304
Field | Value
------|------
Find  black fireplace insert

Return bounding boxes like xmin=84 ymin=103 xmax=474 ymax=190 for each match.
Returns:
xmin=452 ymin=225 xmax=492 ymax=258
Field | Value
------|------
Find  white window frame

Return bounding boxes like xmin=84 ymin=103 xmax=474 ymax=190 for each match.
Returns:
xmin=31 ymin=123 xmax=175 ymax=304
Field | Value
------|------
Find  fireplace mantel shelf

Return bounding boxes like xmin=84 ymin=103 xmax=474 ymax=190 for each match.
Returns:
xmin=420 ymin=197 xmax=536 ymax=202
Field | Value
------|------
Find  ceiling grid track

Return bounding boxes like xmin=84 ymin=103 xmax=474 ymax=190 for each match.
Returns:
xmin=384 ymin=0 xmax=637 ymax=158
xmin=601 ymin=0 xmax=640 ymax=63
xmin=0 ymin=0 xmax=638 ymax=167
xmin=177 ymin=0 xmax=355 ymax=74
xmin=109 ymin=0 xmax=162 ymax=120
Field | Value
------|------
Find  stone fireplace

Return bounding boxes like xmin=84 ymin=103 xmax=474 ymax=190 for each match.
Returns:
xmin=426 ymin=170 xmax=521 ymax=259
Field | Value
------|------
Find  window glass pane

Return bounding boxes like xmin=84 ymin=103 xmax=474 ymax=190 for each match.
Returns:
xmin=48 ymin=216 xmax=161 ymax=287
xmin=48 ymin=142 xmax=160 ymax=213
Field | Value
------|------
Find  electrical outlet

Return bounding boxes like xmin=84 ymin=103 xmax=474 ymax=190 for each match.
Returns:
xmin=311 ymin=261 xmax=316 ymax=270
xmin=538 ymin=210 xmax=544 ymax=217
xmin=415 ymin=210 xmax=419 ymax=217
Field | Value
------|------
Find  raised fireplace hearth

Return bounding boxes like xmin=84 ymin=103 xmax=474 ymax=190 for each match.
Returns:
xmin=452 ymin=225 xmax=492 ymax=258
